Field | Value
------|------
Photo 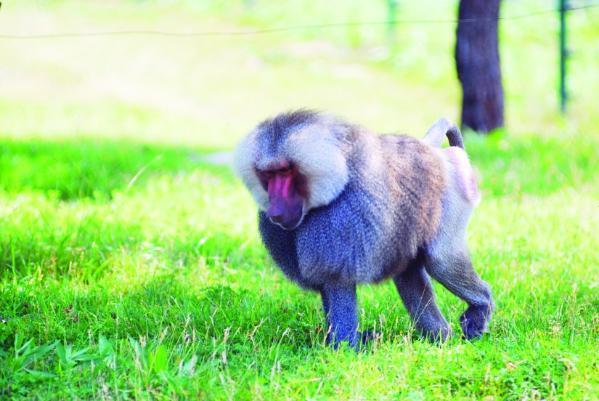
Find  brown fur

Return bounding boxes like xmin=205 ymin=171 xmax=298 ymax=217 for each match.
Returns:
xmin=236 ymin=111 xmax=493 ymax=345
xmin=380 ymin=134 xmax=446 ymax=246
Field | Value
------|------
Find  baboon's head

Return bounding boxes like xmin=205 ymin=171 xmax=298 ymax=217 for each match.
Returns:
xmin=234 ymin=110 xmax=350 ymax=230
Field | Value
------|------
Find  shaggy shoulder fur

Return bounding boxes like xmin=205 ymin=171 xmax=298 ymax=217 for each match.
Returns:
xmin=256 ymin=113 xmax=446 ymax=289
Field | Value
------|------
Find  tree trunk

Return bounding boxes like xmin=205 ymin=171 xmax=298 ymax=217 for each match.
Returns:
xmin=455 ymin=0 xmax=504 ymax=133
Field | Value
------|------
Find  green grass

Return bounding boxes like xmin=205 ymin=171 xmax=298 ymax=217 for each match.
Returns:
xmin=0 ymin=139 xmax=209 ymax=200
xmin=1 ymin=134 xmax=597 ymax=400
xmin=1 ymin=1 xmax=599 ymax=400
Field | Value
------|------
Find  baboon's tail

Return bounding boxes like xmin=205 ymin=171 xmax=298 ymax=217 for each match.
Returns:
xmin=423 ymin=118 xmax=464 ymax=149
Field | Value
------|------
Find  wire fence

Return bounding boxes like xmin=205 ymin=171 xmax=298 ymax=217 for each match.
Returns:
xmin=0 ymin=2 xmax=597 ymax=40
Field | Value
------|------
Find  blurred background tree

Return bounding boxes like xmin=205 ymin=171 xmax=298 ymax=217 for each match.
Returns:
xmin=0 ymin=0 xmax=597 ymax=146
xmin=456 ymin=0 xmax=504 ymax=134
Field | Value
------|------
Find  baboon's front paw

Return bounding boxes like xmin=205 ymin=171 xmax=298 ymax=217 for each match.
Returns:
xmin=460 ymin=305 xmax=491 ymax=340
xmin=326 ymin=331 xmax=378 ymax=351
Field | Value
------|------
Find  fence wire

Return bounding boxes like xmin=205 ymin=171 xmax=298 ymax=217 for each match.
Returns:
xmin=0 ymin=2 xmax=597 ymax=40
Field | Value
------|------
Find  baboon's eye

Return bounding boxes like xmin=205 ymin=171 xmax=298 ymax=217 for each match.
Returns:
xmin=256 ymin=161 xmax=294 ymax=190
xmin=255 ymin=169 xmax=271 ymax=190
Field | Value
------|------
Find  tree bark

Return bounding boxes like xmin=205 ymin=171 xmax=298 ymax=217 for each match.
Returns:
xmin=455 ymin=0 xmax=504 ymax=133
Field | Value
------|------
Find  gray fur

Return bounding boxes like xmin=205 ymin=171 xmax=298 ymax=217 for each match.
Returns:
xmin=423 ymin=168 xmax=493 ymax=338
xmin=254 ymin=119 xmax=444 ymax=289
xmin=235 ymin=110 xmax=493 ymax=347
xmin=393 ymin=258 xmax=452 ymax=342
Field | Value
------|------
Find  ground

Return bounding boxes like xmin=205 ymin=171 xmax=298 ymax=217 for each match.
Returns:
xmin=0 ymin=1 xmax=598 ymax=400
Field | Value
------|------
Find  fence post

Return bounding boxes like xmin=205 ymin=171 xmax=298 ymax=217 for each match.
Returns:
xmin=559 ymin=0 xmax=569 ymax=113
xmin=387 ymin=0 xmax=398 ymax=52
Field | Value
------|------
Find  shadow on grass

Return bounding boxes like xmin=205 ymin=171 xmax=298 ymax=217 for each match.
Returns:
xmin=0 ymin=137 xmax=234 ymax=200
xmin=0 ymin=277 xmax=322 ymax=352
xmin=0 ymin=273 xmax=368 ymax=400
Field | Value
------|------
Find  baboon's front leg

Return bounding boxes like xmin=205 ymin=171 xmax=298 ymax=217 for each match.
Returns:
xmin=320 ymin=282 xmax=359 ymax=348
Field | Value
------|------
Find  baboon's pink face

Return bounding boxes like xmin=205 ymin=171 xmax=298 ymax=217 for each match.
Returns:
xmin=256 ymin=161 xmax=308 ymax=230
xmin=234 ymin=113 xmax=351 ymax=230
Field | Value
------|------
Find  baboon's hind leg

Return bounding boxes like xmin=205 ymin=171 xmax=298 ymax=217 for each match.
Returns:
xmin=394 ymin=262 xmax=452 ymax=342
xmin=424 ymin=248 xmax=493 ymax=339
xmin=427 ymin=146 xmax=493 ymax=339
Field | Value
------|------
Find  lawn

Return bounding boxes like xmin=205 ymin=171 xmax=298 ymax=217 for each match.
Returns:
xmin=0 ymin=1 xmax=598 ymax=400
